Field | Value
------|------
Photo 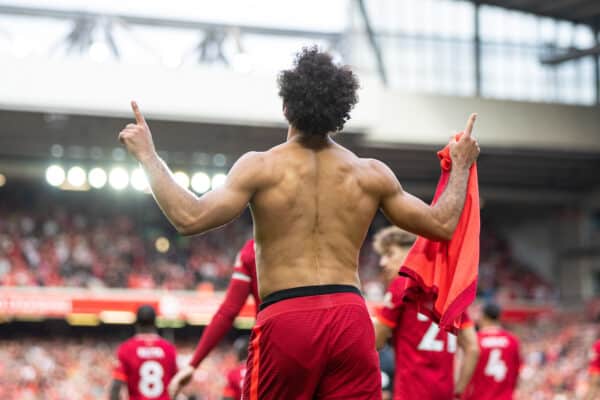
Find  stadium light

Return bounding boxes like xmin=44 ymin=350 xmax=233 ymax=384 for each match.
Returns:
xmin=155 ymin=237 xmax=170 ymax=253
xmin=88 ymin=167 xmax=107 ymax=189
xmin=211 ymin=173 xmax=227 ymax=189
xmin=67 ymin=166 xmax=86 ymax=187
xmin=191 ymin=172 xmax=211 ymax=194
xmin=109 ymin=167 xmax=129 ymax=190
xmin=46 ymin=165 xmax=65 ymax=187
xmin=131 ymin=168 xmax=149 ymax=192
xmin=173 ymin=171 xmax=190 ymax=189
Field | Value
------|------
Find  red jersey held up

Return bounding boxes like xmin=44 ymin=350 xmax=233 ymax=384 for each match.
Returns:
xmin=463 ymin=327 xmax=521 ymax=400
xmin=222 ymin=363 xmax=247 ymax=400
xmin=376 ymin=276 xmax=473 ymax=400
xmin=113 ymin=333 xmax=178 ymax=400
xmin=399 ymin=134 xmax=480 ymax=333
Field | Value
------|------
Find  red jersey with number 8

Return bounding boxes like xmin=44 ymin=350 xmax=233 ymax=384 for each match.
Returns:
xmin=376 ymin=276 xmax=473 ymax=400
xmin=113 ymin=333 xmax=178 ymax=400
xmin=463 ymin=327 xmax=520 ymax=400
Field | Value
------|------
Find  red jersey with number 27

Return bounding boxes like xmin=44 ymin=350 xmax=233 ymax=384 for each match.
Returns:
xmin=113 ymin=333 xmax=178 ymax=400
xmin=463 ymin=327 xmax=521 ymax=400
xmin=376 ymin=276 xmax=473 ymax=400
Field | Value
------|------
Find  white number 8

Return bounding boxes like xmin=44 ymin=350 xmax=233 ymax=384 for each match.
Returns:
xmin=139 ymin=360 xmax=164 ymax=398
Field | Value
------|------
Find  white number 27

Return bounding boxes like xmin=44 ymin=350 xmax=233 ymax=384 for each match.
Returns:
xmin=417 ymin=313 xmax=456 ymax=353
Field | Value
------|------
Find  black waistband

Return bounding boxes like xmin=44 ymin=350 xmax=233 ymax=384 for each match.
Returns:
xmin=259 ymin=284 xmax=362 ymax=311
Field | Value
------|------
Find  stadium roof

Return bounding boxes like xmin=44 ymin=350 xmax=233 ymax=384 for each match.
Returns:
xmin=472 ymin=0 xmax=600 ymax=27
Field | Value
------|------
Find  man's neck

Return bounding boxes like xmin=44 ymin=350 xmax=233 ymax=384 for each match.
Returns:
xmin=480 ymin=321 xmax=501 ymax=331
xmin=136 ymin=328 xmax=157 ymax=335
xmin=286 ymin=126 xmax=332 ymax=148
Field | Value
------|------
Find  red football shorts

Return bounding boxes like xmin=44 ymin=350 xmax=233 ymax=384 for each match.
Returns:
xmin=242 ymin=285 xmax=381 ymax=400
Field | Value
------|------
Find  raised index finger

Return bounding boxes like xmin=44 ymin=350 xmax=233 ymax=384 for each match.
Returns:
xmin=131 ymin=100 xmax=146 ymax=125
xmin=463 ymin=113 xmax=477 ymax=138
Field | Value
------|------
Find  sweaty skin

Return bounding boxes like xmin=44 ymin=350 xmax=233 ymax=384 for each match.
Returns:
xmin=119 ymin=101 xmax=479 ymax=299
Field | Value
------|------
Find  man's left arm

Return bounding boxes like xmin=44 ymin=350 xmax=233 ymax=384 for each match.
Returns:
xmin=118 ymin=101 xmax=264 ymax=236
xmin=454 ymin=325 xmax=480 ymax=398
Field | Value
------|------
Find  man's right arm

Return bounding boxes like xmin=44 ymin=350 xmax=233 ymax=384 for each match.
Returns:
xmin=376 ymin=114 xmax=479 ymax=241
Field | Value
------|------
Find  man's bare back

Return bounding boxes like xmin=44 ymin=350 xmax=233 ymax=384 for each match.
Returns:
xmin=249 ymin=136 xmax=378 ymax=297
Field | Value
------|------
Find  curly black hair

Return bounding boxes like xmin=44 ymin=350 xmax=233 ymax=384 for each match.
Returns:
xmin=278 ymin=47 xmax=359 ymax=136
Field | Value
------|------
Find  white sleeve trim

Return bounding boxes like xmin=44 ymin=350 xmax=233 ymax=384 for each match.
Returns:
xmin=232 ymin=272 xmax=252 ymax=282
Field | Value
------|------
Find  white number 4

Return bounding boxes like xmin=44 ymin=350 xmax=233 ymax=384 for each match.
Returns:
xmin=484 ymin=349 xmax=507 ymax=382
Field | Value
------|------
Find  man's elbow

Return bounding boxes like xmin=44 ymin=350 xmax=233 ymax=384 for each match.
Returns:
xmin=173 ymin=213 xmax=205 ymax=236
xmin=174 ymin=222 xmax=197 ymax=236
xmin=435 ymin=217 xmax=459 ymax=241
xmin=429 ymin=224 xmax=454 ymax=241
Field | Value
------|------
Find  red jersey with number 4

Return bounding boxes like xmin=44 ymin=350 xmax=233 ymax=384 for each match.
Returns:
xmin=222 ymin=363 xmax=247 ymax=400
xmin=463 ymin=327 xmax=520 ymax=400
xmin=376 ymin=276 xmax=473 ymax=400
xmin=234 ymin=239 xmax=260 ymax=308
xmin=113 ymin=333 xmax=178 ymax=400
xmin=589 ymin=340 xmax=600 ymax=375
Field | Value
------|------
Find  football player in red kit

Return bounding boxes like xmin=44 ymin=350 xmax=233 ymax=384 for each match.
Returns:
xmin=168 ymin=239 xmax=258 ymax=397
xmin=222 ymin=337 xmax=249 ymax=400
xmin=463 ymin=303 xmax=521 ymax=400
xmin=110 ymin=305 xmax=177 ymax=400
xmin=373 ymin=227 xmax=480 ymax=400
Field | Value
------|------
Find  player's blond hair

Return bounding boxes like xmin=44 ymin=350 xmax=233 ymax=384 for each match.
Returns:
xmin=373 ymin=226 xmax=416 ymax=254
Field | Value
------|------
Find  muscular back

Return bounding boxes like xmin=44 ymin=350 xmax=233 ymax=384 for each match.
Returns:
xmin=250 ymin=137 xmax=384 ymax=298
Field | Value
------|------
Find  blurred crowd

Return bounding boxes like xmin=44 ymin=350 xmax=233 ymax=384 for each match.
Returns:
xmin=0 ymin=337 xmax=237 ymax=400
xmin=1 ymin=320 xmax=598 ymax=399
xmin=0 ymin=209 xmax=248 ymax=290
xmin=0 ymin=207 xmax=554 ymax=303
xmin=514 ymin=319 xmax=598 ymax=399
